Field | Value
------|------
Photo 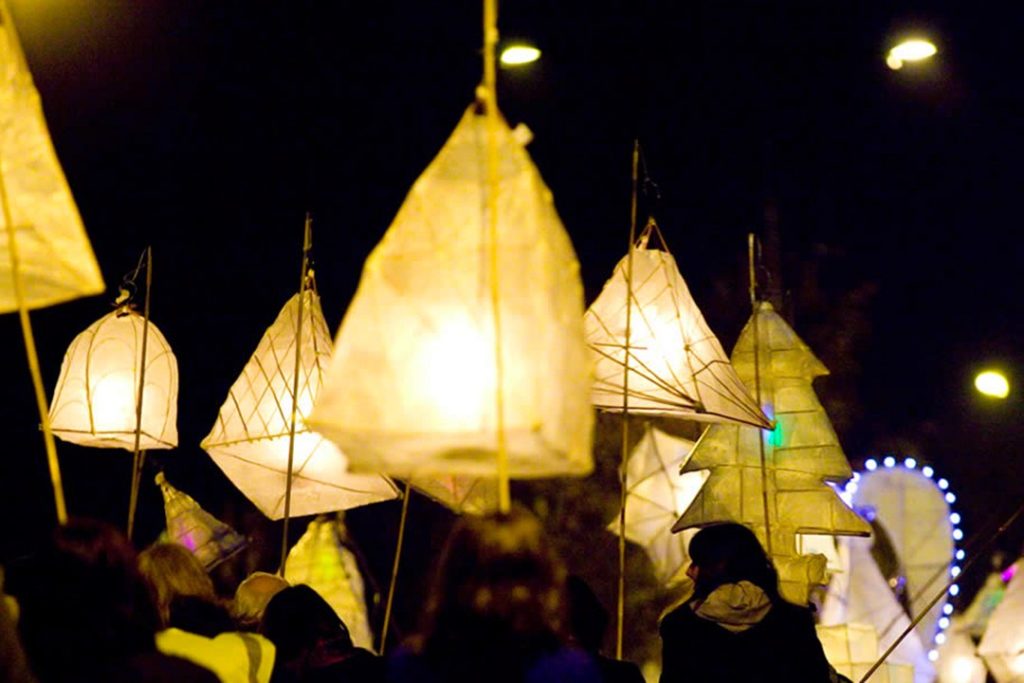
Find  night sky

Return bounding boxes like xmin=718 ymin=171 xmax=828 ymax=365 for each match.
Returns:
xmin=2 ymin=0 xmax=1023 ymax=614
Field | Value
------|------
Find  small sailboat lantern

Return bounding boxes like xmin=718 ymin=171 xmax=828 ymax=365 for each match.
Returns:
xmin=309 ymin=105 xmax=593 ymax=482
xmin=156 ymin=472 xmax=247 ymax=570
xmin=202 ymin=285 xmax=399 ymax=520
xmin=673 ymin=301 xmax=870 ymax=604
xmin=584 ymin=220 xmax=769 ymax=428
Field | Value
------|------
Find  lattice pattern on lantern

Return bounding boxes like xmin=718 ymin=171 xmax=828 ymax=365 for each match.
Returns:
xmin=585 ymin=224 xmax=768 ymax=428
xmin=309 ymin=106 xmax=592 ymax=479
xmin=407 ymin=475 xmax=498 ymax=515
xmin=202 ymin=292 xmax=399 ymax=520
xmin=0 ymin=6 xmax=103 ymax=312
xmin=817 ymin=623 xmax=915 ymax=683
xmin=156 ymin=472 xmax=247 ymax=570
xmin=673 ymin=301 xmax=869 ymax=604
xmin=49 ymin=309 xmax=178 ymax=449
xmin=979 ymin=560 xmax=1024 ymax=683
xmin=285 ymin=517 xmax=373 ymax=651
xmin=607 ymin=426 xmax=704 ymax=585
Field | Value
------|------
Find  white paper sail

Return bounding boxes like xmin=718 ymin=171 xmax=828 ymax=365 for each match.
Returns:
xmin=156 ymin=472 xmax=247 ymax=570
xmin=202 ymin=291 xmax=399 ymax=520
xmin=584 ymin=225 xmax=768 ymax=428
xmin=673 ymin=301 xmax=869 ymax=604
xmin=49 ymin=309 xmax=178 ymax=449
xmin=284 ymin=517 xmax=374 ymax=651
xmin=978 ymin=560 xmax=1024 ymax=683
xmin=0 ymin=4 xmax=103 ymax=312
xmin=607 ymin=426 xmax=704 ymax=585
xmin=309 ymin=106 xmax=593 ymax=479
xmin=406 ymin=475 xmax=499 ymax=515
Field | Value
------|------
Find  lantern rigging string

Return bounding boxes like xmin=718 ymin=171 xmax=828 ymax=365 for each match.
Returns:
xmin=126 ymin=246 xmax=154 ymax=540
xmin=747 ymin=233 xmax=773 ymax=556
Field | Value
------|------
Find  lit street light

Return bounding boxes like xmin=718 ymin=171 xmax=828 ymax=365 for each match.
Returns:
xmin=500 ymin=43 xmax=541 ymax=67
xmin=886 ymin=38 xmax=937 ymax=70
xmin=975 ymin=370 xmax=1010 ymax=399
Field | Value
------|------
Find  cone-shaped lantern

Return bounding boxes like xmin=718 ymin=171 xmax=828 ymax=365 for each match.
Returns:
xmin=309 ymin=106 xmax=593 ymax=480
xmin=977 ymin=560 xmax=1024 ymax=682
xmin=284 ymin=517 xmax=374 ymax=651
xmin=0 ymin=2 xmax=103 ymax=312
xmin=584 ymin=223 xmax=769 ymax=428
xmin=202 ymin=291 xmax=399 ymax=520
xmin=49 ymin=308 xmax=178 ymax=449
xmin=673 ymin=301 xmax=869 ymax=604
xmin=407 ymin=475 xmax=498 ymax=515
xmin=156 ymin=472 xmax=247 ymax=570
xmin=608 ymin=426 xmax=705 ymax=585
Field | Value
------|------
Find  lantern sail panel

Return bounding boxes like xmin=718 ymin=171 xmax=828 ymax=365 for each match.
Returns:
xmin=585 ymin=232 xmax=769 ymax=428
xmin=978 ymin=560 xmax=1024 ymax=683
xmin=407 ymin=474 xmax=499 ymax=515
xmin=608 ymin=425 xmax=704 ymax=585
xmin=49 ymin=309 xmax=178 ymax=449
xmin=309 ymin=106 xmax=593 ymax=479
xmin=816 ymin=623 xmax=915 ymax=683
xmin=156 ymin=472 xmax=247 ymax=571
xmin=285 ymin=517 xmax=374 ymax=651
xmin=673 ymin=301 xmax=869 ymax=604
xmin=202 ymin=292 xmax=399 ymax=520
xmin=0 ymin=7 xmax=103 ymax=312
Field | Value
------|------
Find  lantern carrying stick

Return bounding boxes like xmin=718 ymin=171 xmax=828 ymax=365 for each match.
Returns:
xmin=127 ymin=247 xmax=154 ymax=540
xmin=280 ymin=213 xmax=313 ymax=575
xmin=747 ymin=234 xmax=773 ymax=556
xmin=0 ymin=152 xmax=67 ymax=525
xmin=379 ymin=481 xmax=412 ymax=655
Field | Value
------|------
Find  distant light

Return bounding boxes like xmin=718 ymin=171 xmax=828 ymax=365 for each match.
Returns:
xmin=852 ymin=472 xmax=861 ymax=482
xmin=884 ymin=456 xmax=896 ymax=468
xmin=953 ymin=528 xmax=963 ymax=540
xmin=956 ymin=549 xmax=965 ymax=561
xmin=950 ymin=512 xmax=961 ymax=524
xmin=949 ymin=584 xmax=960 ymax=596
xmin=928 ymin=650 xmax=939 ymax=662
xmin=922 ymin=466 xmax=934 ymax=478
xmin=904 ymin=457 xmax=917 ymax=469
xmin=975 ymin=370 xmax=1010 ymax=399
xmin=938 ymin=478 xmax=949 ymax=490
xmin=500 ymin=44 xmax=541 ymax=66
xmin=946 ymin=492 xmax=957 ymax=504
xmin=846 ymin=482 xmax=859 ymax=496
xmin=943 ymin=603 xmax=954 ymax=615
xmin=865 ymin=459 xmax=878 ymax=471
xmin=939 ymin=616 xmax=951 ymax=629
xmin=951 ymin=565 xmax=961 ymax=577
xmin=887 ymin=39 xmax=938 ymax=70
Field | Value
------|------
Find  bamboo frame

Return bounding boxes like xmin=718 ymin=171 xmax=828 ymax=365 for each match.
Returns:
xmin=126 ymin=247 xmax=154 ymax=539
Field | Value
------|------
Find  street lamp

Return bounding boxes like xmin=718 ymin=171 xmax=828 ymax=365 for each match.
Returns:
xmin=886 ymin=38 xmax=937 ymax=70
xmin=975 ymin=370 xmax=1010 ymax=399
xmin=500 ymin=43 xmax=541 ymax=66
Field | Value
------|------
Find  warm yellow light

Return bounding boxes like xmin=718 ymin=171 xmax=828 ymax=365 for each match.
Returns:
xmin=500 ymin=44 xmax=541 ymax=66
xmin=886 ymin=39 xmax=937 ymax=70
xmin=975 ymin=370 xmax=1010 ymax=399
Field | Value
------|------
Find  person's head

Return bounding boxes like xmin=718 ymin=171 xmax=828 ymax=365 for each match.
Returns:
xmin=564 ymin=575 xmax=607 ymax=654
xmin=261 ymin=585 xmax=352 ymax=667
xmin=234 ymin=572 xmax=289 ymax=630
xmin=686 ymin=523 xmax=779 ymax=602
xmin=137 ymin=542 xmax=216 ymax=627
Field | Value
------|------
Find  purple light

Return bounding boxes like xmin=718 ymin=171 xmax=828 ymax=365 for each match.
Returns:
xmin=865 ymin=459 xmax=878 ymax=471
xmin=922 ymin=466 xmax=934 ymax=478
xmin=956 ymin=549 xmax=965 ymax=561
xmin=883 ymin=456 xmax=896 ymax=468
xmin=904 ymin=457 xmax=917 ymax=469
xmin=950 ymin=512 xmax=961 ymax=524
xmin=946 ymin=492 xmax=957 ymax=504
xmin=943 ymin=603 xmax=954 ymax=615
xmin=952 ymin=528 xmax=963 ymax=541
xmin=938 ymin=478 xmax=949 ymax=490
xmin=1003 ymin=564 xmax=1018 ymax=583
xmin=949 ymin=584 xmax=960 ymax=596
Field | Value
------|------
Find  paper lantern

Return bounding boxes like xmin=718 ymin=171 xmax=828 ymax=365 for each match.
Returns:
xmin=673 ymin=301 xmax=870 ymax=604
xmin=202 ymin=291 xmax=399 ymax=520
xmin=936 ymin=616 xmax=987 ymax=683
xmin=817 ymin=623 xmax=916 ymax=683
xmin=0 ymin=4 xmax=103 ymax=312
xmin=49 ymin=309 xmax=178 ymax=449
xmin=978 ymin=559 xmax=1024 ymax=683
xmin=608 ymin=426 xmax=704 ymax=584
xmin=407 ymin=475 xmax=498 ymax=515
xmin=309 ymin=106 xmax=592 ymax=479
xmin=156 ymin=472 xmax=247 ymax=570
xmin=584 ymin=227 xmax=768 ymax=428
xmin=284 ymin=517 xmax=374 ymax=651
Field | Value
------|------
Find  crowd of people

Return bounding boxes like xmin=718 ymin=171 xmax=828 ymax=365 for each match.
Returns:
xmin=0 ymin=509 xmax=840 ymax=683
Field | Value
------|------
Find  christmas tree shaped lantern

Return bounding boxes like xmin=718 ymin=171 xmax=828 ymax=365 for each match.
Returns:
xmin=202 ymin=286 xmax=399 ymax=520
xmin=673 ymin=301 xmax=870 ymax=604
xmin=156 ymin=472 xmax=247 ymax=570
xmin=285 ymin=516 xmax=374 ymax=651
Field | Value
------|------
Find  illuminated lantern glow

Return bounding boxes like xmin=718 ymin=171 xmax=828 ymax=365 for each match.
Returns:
xmin=499 ymin=44 xmax=541 ymax=66
xmin=975 ymin=371 xmax=1009 ymax=399
xmin=886 ymin=39 xmax=938 ymax=70
xmin=608 ymin=426 xmax=705 ymax=585
xmin=584 ymin=222 xmax=769 ymax=427
xmin=156 ymin=472 xmax=247 ymax=571
xmin=309 ymin=106 xmax=593 ymax=479
xmin=202 ymin=291 xmax=399 ymax=520
xmin=673 ymin=301 xmax=870 ymax=604
xmin=978 ymin=559 xmax=1024 ymax=683
xmin=284 ymin=517 xmax=374 ymax=650
xmin=817 ymin=622 xmax=915 ymax=683
xmin=0 ymin=4 xmax=104 ymax=312
xmin=49 ymin=308 xmax=178 ymax=449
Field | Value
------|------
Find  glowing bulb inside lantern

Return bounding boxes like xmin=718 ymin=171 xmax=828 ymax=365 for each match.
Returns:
xmin=90 ymin=374 xmax=138 ymax=430
xmin=417 ymin=318 xmax=495 ymax=429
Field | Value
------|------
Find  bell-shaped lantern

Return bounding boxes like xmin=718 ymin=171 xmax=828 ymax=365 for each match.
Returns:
xmin=309 ymin=106 xmax=593 ymax=479
xmin=202 ymin=291 xmax=399 ymax=519
xmin=0 ymin=3 xmax=103 ymax=312
xmin=49 ymin=308 xmax=178 ymax=449
xmin=156 ymin=472 xmax=247 ymax=570
xmin=285 ymin=516 xmax=374 ymax=651
xmin=584 ymin=222 xmax=769 ymax=428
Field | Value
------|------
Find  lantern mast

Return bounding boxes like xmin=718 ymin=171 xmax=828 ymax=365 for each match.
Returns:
xmin=747 ymin=234 xmax=773 ymax=556
xmin=126 ymin=247 xmax=154 ymax=539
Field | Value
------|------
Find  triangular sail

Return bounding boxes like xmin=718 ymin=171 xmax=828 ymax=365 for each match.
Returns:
xmin=156 ymin=472 xmax=247 ymax=570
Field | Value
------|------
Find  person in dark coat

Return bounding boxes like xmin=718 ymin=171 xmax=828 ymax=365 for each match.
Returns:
xmin=659 ymin=523 xmax=833 ymax=683
xmin=565 ymin=575 xmax=645 ymax=683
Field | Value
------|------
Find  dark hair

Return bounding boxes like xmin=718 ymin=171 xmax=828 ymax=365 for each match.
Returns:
xmin=688 ymin=523 xmax=780 ymax=602
xmin=261 ymin=584 xmax=352 ymax=663
xmin=564 ymin=575 xmax=607 ymax=653
xmin=414 ymin=507 xmax=568 ymax=682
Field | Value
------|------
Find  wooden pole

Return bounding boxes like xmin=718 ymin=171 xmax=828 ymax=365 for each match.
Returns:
xmin=126 ymin=247 xmax=153 ymax=539
xmin=748 ymin=234 xmax=773 ymax=556
xmin=379 ymin=481 xmax=412 ymax=655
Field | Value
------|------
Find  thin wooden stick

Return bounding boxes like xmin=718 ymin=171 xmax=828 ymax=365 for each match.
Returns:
xmin=127 ymin=246 xmax=153 ymax=539
xmin=380 ymin=481 xmax=412 ymax=655
xmin=748 ymin=234 xmax=773 ymax=556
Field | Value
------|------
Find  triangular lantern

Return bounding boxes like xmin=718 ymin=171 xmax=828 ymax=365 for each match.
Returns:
xmin=407 ymin=475 xmax=499 ymax=515
xmin=156 ymin=472 xmax=247 ymax=570
xmin=584 ymin=223 xmax=769 ymax=428
xmin=309 ymin=106 xmax=593 ymax=479
xmin=49 ymin=308 xmax=178 ymax=449
xmin=284 ymin=516 xmax=374 ymax=651
xmin=673 ymin=301 xmax=869 ymax=604
xmin=977 ymin=560 xmax=1024 ymax=683
xmin=0 ymin=2 xmax=103 ymax=312
xmin=608 ymin=426 xmax=705 ymax=585
xmin=202 ymin=291 xmax=399 ymax=520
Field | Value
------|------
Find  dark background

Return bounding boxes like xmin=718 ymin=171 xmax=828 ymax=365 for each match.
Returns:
xmin=2 ymin=0 xmax=1022 ymax=661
